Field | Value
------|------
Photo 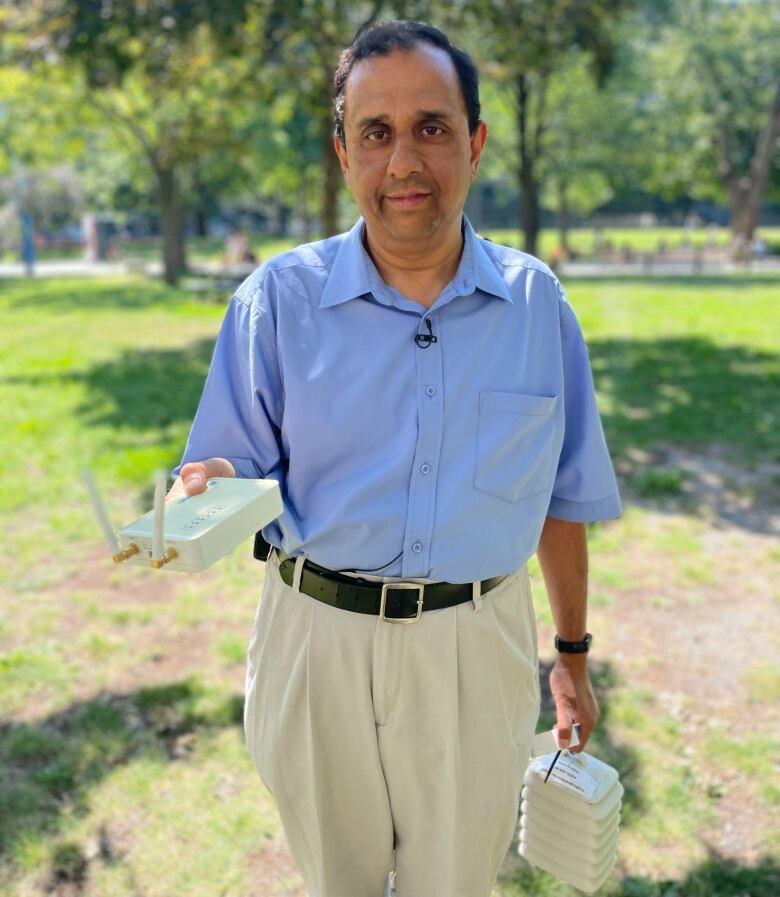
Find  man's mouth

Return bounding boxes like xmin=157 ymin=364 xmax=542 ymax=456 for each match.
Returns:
xmin=385 ymin=192 xmax=431 ymax=209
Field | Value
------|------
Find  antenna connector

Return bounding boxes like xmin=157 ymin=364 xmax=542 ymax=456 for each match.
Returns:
xmin=112 ymin=543 xmax=140 ymax=564
xmin=151 ymin=547 xmax=178 ymax=569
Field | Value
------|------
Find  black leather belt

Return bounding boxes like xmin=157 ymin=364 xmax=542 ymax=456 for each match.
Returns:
xmin=276 ymin=550 xmax=506 ymax=623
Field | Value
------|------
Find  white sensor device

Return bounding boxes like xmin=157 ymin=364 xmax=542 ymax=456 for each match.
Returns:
xmin=518 ymin=727 xmax=622 ymax=893
xmin=83 ymin=470 xmax=283 ymax=572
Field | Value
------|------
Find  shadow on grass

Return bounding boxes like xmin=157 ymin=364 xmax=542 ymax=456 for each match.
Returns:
xmin=612 ymin=853 xmax=780 ymax=897
xmin=0 ymin=678 xmax=243 ymax=872
xmin=7 ymin=333 xmax=777 ymax=461
xmin=1 ymin=665 xmax=776 ymax=895
xmin=588 ymin=337 xmax=778 ymax=465
xmin=588 ymin=336 xmax=779 ymax=532
xmin=74 ymin=340 xmax=217 ymax=431
xmin=1 ymin=340 xmax=216 ymax=432
xmin=562 ymin=273 xmax=780 ymax=289
xmin=509 ymin=851 xmax=780 ymax=897
xmin=0 ymin=277 xmax=197 ymax=311
xmin=2 ymin=331 xmax=777 ymax=529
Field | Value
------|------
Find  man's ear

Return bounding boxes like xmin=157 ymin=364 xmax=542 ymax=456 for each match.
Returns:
xmin=469 ymin=120 xmax=488 ymax=182
xmin=333 ymin=133 xmax=349 ymax=177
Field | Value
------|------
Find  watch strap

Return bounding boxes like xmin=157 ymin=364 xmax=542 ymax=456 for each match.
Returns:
xmin=555 ymin=632 xmax=592 ymax=654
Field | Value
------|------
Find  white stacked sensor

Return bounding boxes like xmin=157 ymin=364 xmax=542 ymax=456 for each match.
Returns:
xmin=518 ymin=748 xmax=623 ymax=893
xmin=84 ymin=472 xmax=283 ymax=573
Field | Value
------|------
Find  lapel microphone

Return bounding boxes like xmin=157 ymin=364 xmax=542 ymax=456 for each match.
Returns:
xmin=414 ymin=318 xmax=437 ymax=348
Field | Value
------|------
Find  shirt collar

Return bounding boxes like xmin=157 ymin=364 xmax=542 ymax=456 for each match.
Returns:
xmin=320 ymin=215 xmax=512 ymax=309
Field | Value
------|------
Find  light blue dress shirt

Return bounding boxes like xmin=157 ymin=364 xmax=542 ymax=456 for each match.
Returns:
xmin=174 ymin=215 xmax=621 ymax=582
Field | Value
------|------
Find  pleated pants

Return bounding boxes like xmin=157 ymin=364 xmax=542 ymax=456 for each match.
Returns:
xmin=243 ymin=549 xmax=541 ymax=897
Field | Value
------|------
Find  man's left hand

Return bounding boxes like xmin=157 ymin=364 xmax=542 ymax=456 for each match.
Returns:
xmin=549 ymin=655 xmax=600 ymax=753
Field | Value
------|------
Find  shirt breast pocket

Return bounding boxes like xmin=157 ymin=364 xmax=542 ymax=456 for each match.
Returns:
xmin=474 ymin=391 xmax=561 ymax=502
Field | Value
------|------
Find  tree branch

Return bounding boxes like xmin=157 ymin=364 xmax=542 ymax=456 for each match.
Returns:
xmin=84 ymin=91 xmax=156 ymax=166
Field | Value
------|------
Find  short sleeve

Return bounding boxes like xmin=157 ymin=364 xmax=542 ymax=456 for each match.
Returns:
xmin=547 ymin=286 xmax=622 ymax=522
xmin=172 ymin=287 xmax=283 ymax=481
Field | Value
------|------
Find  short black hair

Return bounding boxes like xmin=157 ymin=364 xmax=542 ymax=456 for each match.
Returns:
xmin=333 ymin=20 xmax=481 ymax=147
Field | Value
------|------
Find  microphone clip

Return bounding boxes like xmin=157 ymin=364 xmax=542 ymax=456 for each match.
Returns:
xmin=414 ymin=318 xmax=438 ymax=348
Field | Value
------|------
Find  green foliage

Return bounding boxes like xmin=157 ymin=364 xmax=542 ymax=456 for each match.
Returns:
xmin=464 ymin=0 xmax=634 ymax=80
xmin=644 ymin=0 xmax=780 ymax=205
xmin=452 ymin=0 xmax=638 ymax=251
xmin=5 ymin=0 xmax=256 ymax=88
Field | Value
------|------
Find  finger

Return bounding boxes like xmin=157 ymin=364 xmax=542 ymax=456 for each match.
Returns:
xmin=165 ymin=478 xmax=187 ymax=502
xmin=180 ymin=458 xmax=236 ymax=495
xmin=180 ymin=462 xmax=209 ymax=495
xmin=570 ymin=721 xmax=589 ymax=753
xmin=570 ymin=697 xmax=600 ymax=753
xmin=554 ymin=707 xmax=574 ymax=749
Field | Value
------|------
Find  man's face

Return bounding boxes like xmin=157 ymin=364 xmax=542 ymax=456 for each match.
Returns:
xmin=334 ymin=43 xmax=487 ymax=247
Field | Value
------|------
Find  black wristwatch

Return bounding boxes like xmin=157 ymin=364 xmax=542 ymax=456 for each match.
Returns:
xmin=554 ymin=632 xmax=592 ymax=654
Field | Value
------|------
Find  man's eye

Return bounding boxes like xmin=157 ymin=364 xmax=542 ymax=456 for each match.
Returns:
xmin=422 ymin=126 xmax=444 ymax=136
xmin=366 ymin=130 xmax=388 ymax=141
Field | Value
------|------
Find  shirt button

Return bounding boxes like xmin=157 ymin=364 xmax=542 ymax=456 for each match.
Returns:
xmin=412 ymin=541 xmax=423 ymax=553
xmin=425 ymin=385 xmax=436 ymax=397
xmin=420 ymin=463 xmax=431 ymax=475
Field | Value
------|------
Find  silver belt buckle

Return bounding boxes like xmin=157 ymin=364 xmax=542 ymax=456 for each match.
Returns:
xmin=380 ymin=582 xmax=424 ymax=623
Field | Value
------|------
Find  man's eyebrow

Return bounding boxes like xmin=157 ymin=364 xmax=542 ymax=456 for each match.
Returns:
xmin=356 ymin=115 xmax=390 ymax=130
xmin=354 ymin=110 xmax=455 ymax=130
xmin=416 ymin=109 xmax=454 ymax=122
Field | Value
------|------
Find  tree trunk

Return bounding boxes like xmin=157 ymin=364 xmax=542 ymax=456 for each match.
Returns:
xmin=276 ymin=201 xmax=290 ymax=236
xmin=321 ymin=109 xmax=340 ymax=237
xmin=557 ymin=179 xmax=571 ymax=255
xmin=300 ymin=170 xmax=312 ymax=243
xmin=723 ymin=84 xmax=780 ymax=257
xmin=156 ymin=165 xmax=187 ymax=285
xmin=730 ymin=187 xmax=760 ymax=258
xmin=516 ymin=74 xmax=540 ymax=257
xmin=194 ymin=206 xmax=208 ymax=238
xmin=192 ymin=169 xmax=209 ymax=237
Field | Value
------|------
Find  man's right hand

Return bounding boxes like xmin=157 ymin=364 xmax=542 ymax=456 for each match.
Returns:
xmin=166 ymin=457 xmax=236 ymax=501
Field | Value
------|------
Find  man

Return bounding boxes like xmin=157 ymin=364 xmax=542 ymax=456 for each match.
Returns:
xmin=170 ymin=20 xmax=621 ymax=897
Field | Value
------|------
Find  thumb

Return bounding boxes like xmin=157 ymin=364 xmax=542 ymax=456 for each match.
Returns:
xmin=554 ymin=709 xmax=574 ymax=750
xmin=180 ymin=458 xmax=235 ymax=495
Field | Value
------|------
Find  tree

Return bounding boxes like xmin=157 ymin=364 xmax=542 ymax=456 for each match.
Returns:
xmin=259 ymin=0 xmax=381 ymax=238
xmin=3 ymin=0 xmax=262 ymax=284
xmin=651 ymin=0 xmax=780 ymax=253
xmin=258 ymin=0 xmax=442 ymax=237
xmin=457 ymin=0 xmax=635 ymax=256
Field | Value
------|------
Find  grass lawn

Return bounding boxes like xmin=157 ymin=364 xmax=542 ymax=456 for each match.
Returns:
xmin=8 ymin=225 xmax=780 ymax=268
xmin=1 ymin=272 xmax=779 ymax=896
xmin=484 ymin=226 xmax=780 ymax=258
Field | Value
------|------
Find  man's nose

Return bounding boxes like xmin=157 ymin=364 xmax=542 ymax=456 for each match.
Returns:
xmin=387 ymin=134 xmax=423 ymax=179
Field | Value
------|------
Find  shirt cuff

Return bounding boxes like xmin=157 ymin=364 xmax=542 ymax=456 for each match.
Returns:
xmin=547 ymin=492 xmax=623 ymax=523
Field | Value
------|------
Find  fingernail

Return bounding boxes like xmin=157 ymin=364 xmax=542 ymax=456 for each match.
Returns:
xmin=186 ymin=472 xmax=205 ymax=491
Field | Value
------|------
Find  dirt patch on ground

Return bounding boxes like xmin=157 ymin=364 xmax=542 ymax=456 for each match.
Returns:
xmin=618 ymin=443 xmax=780 ymax=535
xmin=244 ymin=837 xmax=307 ymax=897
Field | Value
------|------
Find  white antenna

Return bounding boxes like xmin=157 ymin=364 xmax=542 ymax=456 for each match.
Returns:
xmin=152 ymin=470 xmax=165 ymax=563
xmin=81 ymin=469 xmax=139 ymax=563
xmin=150 ymin=469 xmax=177 ymax=569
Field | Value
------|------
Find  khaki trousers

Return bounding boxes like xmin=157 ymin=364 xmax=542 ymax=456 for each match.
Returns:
xmin=243 ymin=549 xmax=541 ymax=897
